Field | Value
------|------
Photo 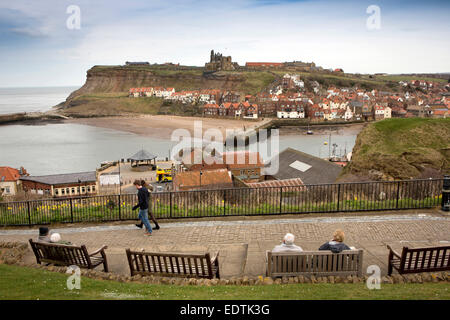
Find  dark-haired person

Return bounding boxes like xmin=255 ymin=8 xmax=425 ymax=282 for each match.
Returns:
xmin=132 ymin=180 xmax=153 ymax=236
xmin=37 ymin=227 xmax=51 ymax=242
xmin=135 ymin=180 xmax=160 ymax=230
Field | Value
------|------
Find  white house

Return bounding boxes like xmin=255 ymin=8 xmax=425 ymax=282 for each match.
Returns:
xmin=161 ymin=88 xmax=175 ymax=98
xmin=277 ymin=103 xmax=304 ymax=119
xmin=344 ymin=107 xmax=353 ymax=120
xmin=374 ymin=105 xmax=385 ymax=119
xmin=384 ymin=106 xmax=392 ymax=118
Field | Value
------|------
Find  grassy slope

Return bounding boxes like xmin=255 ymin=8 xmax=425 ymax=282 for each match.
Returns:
xmin=62 ymin=68 xmax=277 ymax=116
xmin=0 ymin=264 xmax=449 ymax=300
xmin=341 ymin=118 xmax=450 ymax=180
xmin=376 ymin=75 xmax=448 ymax=84
xmin=61 ymin=93 xmax=162 ymax=116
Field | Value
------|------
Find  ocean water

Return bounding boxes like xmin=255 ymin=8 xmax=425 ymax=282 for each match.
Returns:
xmin=0 ymin=87 xmax=357 ymax=175
xmin=0 ymin=123 xmax=176 ymax=175
xmin=0 ymin=123 xmax=356 ymax=176
xmin=0 ymin=86 xmax=78 ymax=114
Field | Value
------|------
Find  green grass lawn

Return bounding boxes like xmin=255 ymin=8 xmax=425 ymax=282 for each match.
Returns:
xmin=341 ymin=118 xmax=450 ymax=180
xmin=0 ymin=264 xmax=448 ymax=300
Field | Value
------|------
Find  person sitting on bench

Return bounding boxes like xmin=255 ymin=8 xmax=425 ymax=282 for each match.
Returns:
xmin=272 ymin=233 xmax=303 ymax=252
xmin=50 ymin=232 xmax=72 ymax=245
xmin=37 ymin=227 xmax=51 ymax=243
xmin=319 ymin=229 xmax=353 ymax=253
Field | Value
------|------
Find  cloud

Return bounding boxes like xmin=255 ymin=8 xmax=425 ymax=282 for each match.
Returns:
xmin=0 ymin=0 xmax=449 ymax=87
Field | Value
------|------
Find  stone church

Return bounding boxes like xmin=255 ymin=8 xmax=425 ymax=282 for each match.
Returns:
xmin=205 ymin=50 xmax=239 ymax=72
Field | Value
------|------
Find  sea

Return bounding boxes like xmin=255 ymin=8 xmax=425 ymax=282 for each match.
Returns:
xmin=0 ymin=87 xmax=358 ymax=176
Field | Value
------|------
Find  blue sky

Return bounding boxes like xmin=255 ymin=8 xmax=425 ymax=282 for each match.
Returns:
xmin=0 ymin=0 xmax=449 ymax=87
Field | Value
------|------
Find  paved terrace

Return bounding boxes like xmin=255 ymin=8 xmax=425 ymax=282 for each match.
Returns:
xmin=1 ymin=210 xmax=449 ymax=278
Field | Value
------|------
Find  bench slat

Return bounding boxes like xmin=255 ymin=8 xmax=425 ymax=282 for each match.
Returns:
xmin=267 ymin=250 xmax=363 ymax=278
xmin=29 ymin=239 xmax=107 ymax=272
xmin=388 ymin=245 xmax=450 ymax=275
xmin=125 ymin=250 xmax=219 ymax=279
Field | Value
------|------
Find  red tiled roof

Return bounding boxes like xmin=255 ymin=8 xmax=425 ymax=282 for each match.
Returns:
xmin=173 ymin=169 xmax=232 ymax=189
xmin=246 ymin=178 xmax=305 ymax=188
xmin=222 ymin=151 xmax=264 ymax=169
xmin=204 ymin=103 xmax=219 ymax=109
xmin=245 ymin=62 xmax=283 ymax=67
xmin=0 ymin=167 xmax=22 ymax=182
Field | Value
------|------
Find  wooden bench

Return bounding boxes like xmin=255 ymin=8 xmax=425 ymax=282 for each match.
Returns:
xmin=29 ymin=239 xmax=109 ymax=272
xmin=266 ymin=250 xmax=363 ymax=278
xmin=126 ymin=249 xmax=220 ymax=279
xmin=387 ymin=245 xmax=450 ymax=275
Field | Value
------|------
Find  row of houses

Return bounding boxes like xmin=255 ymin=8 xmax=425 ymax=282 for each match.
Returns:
xmin=172 ymin=147 xmax=343 ymax=191
xmin=202 ymin=102 xmax=259 ymax=119
xmin=129 ymin=87 xmax=240 ymax=105
xmin=0 ymin=167 xmax=98 ymax=198
xmin=128 ymin=75 xmax=450 ymax=121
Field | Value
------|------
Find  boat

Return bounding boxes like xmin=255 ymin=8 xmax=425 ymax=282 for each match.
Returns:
xmin=306 ymin=124 xmax=313 ymax=135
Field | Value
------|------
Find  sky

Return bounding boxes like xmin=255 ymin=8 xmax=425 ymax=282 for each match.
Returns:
xmin=0 ymin=0 xmax=449 ymax=87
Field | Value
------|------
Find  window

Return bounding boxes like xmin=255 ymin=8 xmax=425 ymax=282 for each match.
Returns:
xmin=71 ymin=188 xmax=75 ymax=194
xmin=92 ymin=186 xmax=96 ymax=192
xmin=5 ymin=187 xmax=10 ymax=194
xmin=87 ymin=186 xmax=91 ymax=192
xmin=66 ymin=188 xmax=70 ymax=194
xmin=61 ymin=189 xmax=65 ymax=195
xmin=82 ymin=187 xmax=85 ymax=193
xmin=55 ymin=189 xmax=59 ymax=195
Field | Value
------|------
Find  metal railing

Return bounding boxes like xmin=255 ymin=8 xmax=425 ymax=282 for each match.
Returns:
xmin=0 ymin=178 xmax=444 ymax=226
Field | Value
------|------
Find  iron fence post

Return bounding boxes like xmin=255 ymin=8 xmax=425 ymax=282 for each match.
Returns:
xmin=337 ymin=184 xmax=341 ymax=212
xmin=169 ymin=192 xmax=173 ymax=218
xmin=70 ymin=198 xmax=74 ymax=223
xmin=279 ymin=186 xmax=283 ymax=214
xmin=27 ymin=202 xmax=31 ymax=226
xmin=223 ymin=190 xmax=226 ymax=216
xmin=442 ymin=175 xmax=450 ymax=212
xmin=118 ymin=194 xmax=121 ymax=220
xmin=396 ymin=181 xmax=400 ymax=209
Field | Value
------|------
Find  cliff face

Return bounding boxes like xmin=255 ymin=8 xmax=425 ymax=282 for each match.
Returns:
xmin=65 ymin=65 xmax=247 ymax=104
xmin=339 ymin=118 xmax=450 ymax=181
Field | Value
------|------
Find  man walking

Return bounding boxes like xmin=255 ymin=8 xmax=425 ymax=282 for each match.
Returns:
xmin=132 ymin=180 xmax=153 ymax=236
xmin=135 ymin=180 xmax=160 ymax=230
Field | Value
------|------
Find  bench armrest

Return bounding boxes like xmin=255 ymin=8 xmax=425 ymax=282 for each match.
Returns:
xmin=89 ymin=245 xmax=108 ymax=256
xmin=210 ymin=251 xmax=219 ymax=264
xmin=264 ymin=250 xmax=270 ymax=263
xmin=386 ymin=245 xmax=401 ymax=259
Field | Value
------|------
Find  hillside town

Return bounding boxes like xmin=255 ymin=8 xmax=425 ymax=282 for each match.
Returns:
xmin=129 ymin=75 xmax=450 ymax=121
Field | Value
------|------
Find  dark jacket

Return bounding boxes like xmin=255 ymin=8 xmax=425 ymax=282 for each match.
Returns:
xmin=133 ymin=187 xmax=150 ymax=210
xmin=319 ymin=241 xmax=350 ymax=253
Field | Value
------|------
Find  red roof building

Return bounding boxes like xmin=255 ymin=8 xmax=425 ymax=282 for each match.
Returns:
xmin=0 ymin=166 xmax=27 ymax=196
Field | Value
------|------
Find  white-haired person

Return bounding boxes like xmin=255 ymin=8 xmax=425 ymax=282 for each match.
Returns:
xmin=49 ymin=232 xmax=72 ymax=245
xmin=272 ymin=233 xmax=303 ymax=252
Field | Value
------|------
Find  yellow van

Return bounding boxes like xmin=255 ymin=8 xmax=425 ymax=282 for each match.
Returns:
xmin=156 ymin=167 xmax=172 ymax=183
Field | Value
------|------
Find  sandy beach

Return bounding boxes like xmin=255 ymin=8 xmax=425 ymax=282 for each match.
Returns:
xmin=278 ymin=122 xmax=366 ymax=136
xmin=66 ymin=115 xmax=364 ymax=139
xmin=66 ymin=115 xmax=270 ymax=140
